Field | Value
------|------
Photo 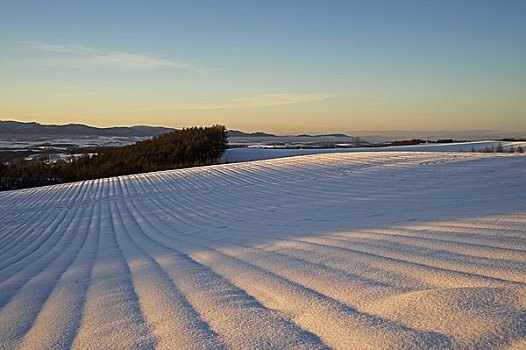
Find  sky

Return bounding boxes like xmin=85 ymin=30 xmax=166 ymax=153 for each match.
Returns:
xmin=0 ymin=0 xmax=525 ymax=134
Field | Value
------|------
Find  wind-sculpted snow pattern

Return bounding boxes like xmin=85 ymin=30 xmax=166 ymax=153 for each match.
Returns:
xmin=1 ymin=152 xmax=525 ymax=349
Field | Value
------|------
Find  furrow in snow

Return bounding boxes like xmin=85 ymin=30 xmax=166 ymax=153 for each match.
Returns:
xmin=313 ymin=234 xmax=526 ymax=283
xmin=191 ymin=249 xmax=451 ymax=350
xmin=0 ymin=204 xmax=82 ymax=305
xmin=292 ymin=237 xmax=523 ymax=288
xmin=111 ymin=199 xmax=226 ymax=350
xmin=216 ymin=245 xmax=406 ymax=308
xmin=0 ymin=203 xmax=91 ymax=349
xmin=71 ymin=200 xmax=154 ymax=350
xmin=344 ymin=228 xmax=526 ymax=263
xmin=123 ymin=195 xmax=329 ymax=349
xmin=18 ymin=203 xmax=100 ymax=350
xmin=0 ymin=207 xmax=70 ymax=276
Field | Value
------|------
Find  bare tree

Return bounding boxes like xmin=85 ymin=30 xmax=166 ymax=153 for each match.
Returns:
xmin=352 ymin=136 xmax=362 ymax=148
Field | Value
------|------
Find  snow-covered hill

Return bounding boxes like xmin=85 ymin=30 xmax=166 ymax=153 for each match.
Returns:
xmin=222 ymin=141 xmax=526 ymax=163
xmin=1 ymin=152 xmax=525 ymax=349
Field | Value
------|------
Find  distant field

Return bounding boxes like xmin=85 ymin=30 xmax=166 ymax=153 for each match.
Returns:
xmin=1 ymin=152 xmax=525 ymax=349
xmin=0 ymin=136 xmax=150 ymax=163
xmin=223 ymin=140 xmax=526 ymax=162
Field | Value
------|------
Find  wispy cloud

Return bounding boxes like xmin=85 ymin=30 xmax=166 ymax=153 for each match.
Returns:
xmin=181 ymin=93 xmax=337 ymax=110
xmin=21 ymin=41 xmax=196 ymax=70
xmin=121 ymin=93 xmax=338 ymax=113
xmin=57 ymin=86 xmax=93 ymax=97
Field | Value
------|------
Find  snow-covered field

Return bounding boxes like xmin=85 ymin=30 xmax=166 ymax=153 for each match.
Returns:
xmin=222 ymin=141 xmax=526 ymax=163
xmin=1 ymin=151 xmax=525 ymax=349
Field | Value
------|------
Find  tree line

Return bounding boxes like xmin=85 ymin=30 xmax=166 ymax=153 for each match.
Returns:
xmin=0 ymin=125 xmax=228 ymax=191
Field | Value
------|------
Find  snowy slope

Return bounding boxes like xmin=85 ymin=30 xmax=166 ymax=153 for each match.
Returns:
xmin=222 ymin=141 xmax=526 ymax=163
xmin=1 ymin=152 xmax=525 ymax=349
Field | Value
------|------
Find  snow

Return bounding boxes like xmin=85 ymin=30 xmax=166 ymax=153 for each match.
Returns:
xmin=0 ymin=136 xmax=150 ymax=150
xmin=222 ymin=141 xmax=526 ymax=163
xmin=1 ymin=151 xmax=525 ymax=349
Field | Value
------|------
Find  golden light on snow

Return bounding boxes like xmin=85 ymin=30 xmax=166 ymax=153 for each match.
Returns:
xmin=1 ymin=152 xmax=525 ymax=349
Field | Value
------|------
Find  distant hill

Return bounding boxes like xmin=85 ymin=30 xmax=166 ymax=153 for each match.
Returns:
xmin=228 ymin=130 xmax=277 ymax=137
xmin=0 ymin=122 xmax=353 ymax=140
xmin=228 ymin=130 xmax=351 ymax=138
xmin=295 ymin=133 xmax=351 ymax=138
xmin=0 ymin=121 xmax=175 ymax=138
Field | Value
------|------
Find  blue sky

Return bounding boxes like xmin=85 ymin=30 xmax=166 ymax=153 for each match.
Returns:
xmin=1 ymin=0 xmax=525 ymax=133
